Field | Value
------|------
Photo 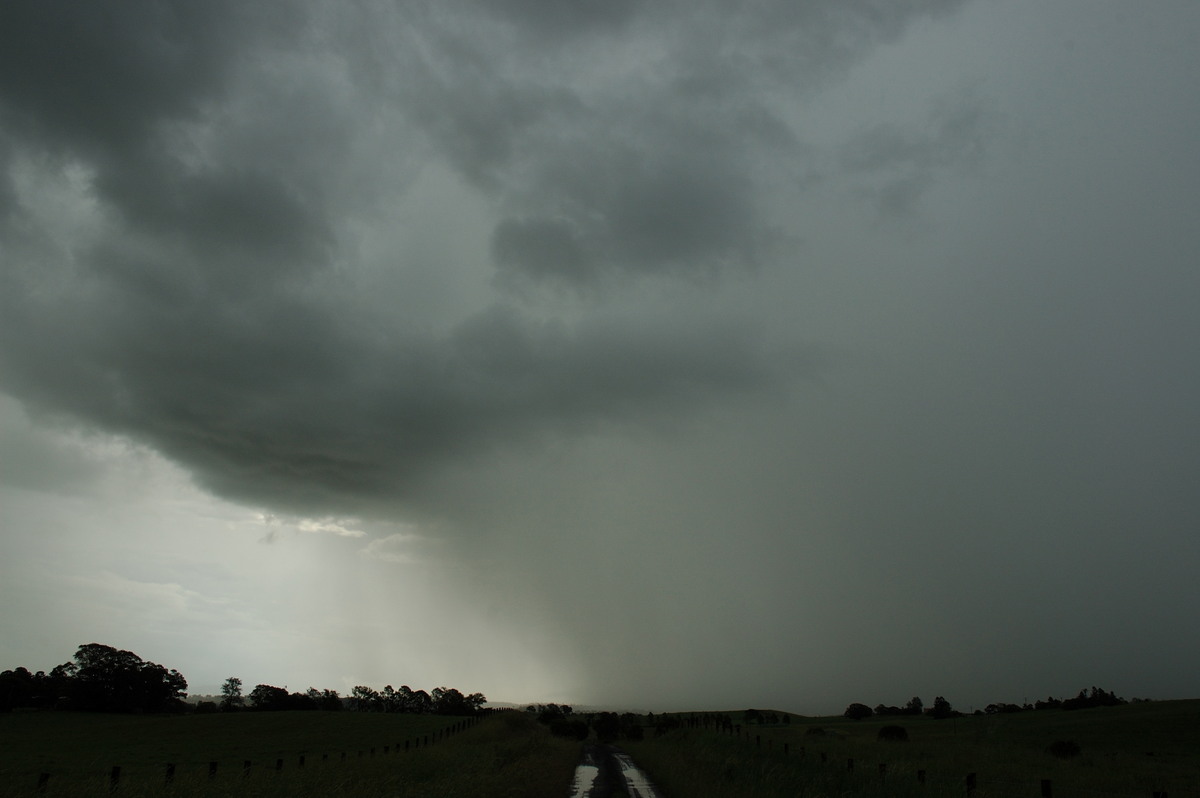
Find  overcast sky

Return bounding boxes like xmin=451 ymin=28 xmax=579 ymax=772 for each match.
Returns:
xmin=2 ymin=0 xmax=1199 ymax=715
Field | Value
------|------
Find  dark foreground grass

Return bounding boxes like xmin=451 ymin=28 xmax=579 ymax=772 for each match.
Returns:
xmin=623 ymin=700 xmax=1200 ymax=798
xmin=0 ymin=710 xmax=580 ymax=797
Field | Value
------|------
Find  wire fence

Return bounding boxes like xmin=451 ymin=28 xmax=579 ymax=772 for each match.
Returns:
xmin=668 ymin=716 xmax=1185 ymax=798
xmin=23 ymin=716 xmax=481 ymax=795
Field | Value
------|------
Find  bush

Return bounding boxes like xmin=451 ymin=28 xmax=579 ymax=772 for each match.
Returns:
xmin=843 ymin=703 xmax=873 ymax=720
xmin=878 ymin=725 xmax=909 ymax=742
xmin=804 ymin=726 xmax=826 ymax=736
xmin=549 ymin=719 xmax=589 ymax=740
xmin=1046 ymin=740 xmax=1082 ymax=759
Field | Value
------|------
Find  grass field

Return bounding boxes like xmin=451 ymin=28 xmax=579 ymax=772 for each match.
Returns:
xmin=4 ymin=701 xmax=1198 ymax=797
xmin=0 ymin=710 xmax=581 ymax=797
xmin=622 ymin=700 xmax=1200 ymax=798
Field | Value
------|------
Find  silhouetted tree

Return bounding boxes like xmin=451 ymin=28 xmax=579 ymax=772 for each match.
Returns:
xmin=350 ymin=685 xmax=382 ymax=712
xmin=311 ymin=687 xmax=343 ymax=710
xmin=248 ymin=684 xmax=291 ymax=711
xmin=843 ymin=703 xmax=873 ymax=720
xmin=1061 ymin=686 xmax=1125 ymax=710
xmin=927 ymin=696 xmax=957 ymax=719
xmin=905 ymin=696 xmax=923 ymax=715
xmin=220 ymin=677 xmax=244 ymax=711
xmin=64 ymin=643 xmax=187 ymax=713
xmin=0 ymin=667 xmax=34 ymax=711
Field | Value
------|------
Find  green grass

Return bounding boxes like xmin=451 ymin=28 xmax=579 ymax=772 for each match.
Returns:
xmin=623 ymin=701 xmax=1200 ymax=797
xmin=0 ymin=710 xmax=581 ymax=797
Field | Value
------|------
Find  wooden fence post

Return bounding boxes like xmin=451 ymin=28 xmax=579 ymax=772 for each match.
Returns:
xmin=208 ymin=761 xmax=218 ymax=779
xmin=275 ymin=758 xmax=283 ymax=771
xmin=879 ymin=763 xmax=887 ymax=778
xmin=847 ymin=758 xmax=854 ymax=772
xmin=966 ymin=772 xmax=976 ymax=795
xmin=165 ymin=763 xmax=176 ymax=785
xmin=109 ymin=765 xmax=120 ymax=791
xmin=1040 ymin=779 xmax=1052 ymax=797
xmin=36 ymin=773 xmax=50 ymax=792
xmin=917 ymin=769 xmax=925 ymax=784
xmin=299 ymin=754 xmax=306 ymax=767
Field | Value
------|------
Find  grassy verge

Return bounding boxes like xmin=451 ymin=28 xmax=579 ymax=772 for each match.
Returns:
xmin=0 ymin=710 xmax=580 ymax=797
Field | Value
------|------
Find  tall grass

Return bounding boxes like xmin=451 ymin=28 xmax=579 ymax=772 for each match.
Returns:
xmin=0 ymin=710 xmax=580 ymax=797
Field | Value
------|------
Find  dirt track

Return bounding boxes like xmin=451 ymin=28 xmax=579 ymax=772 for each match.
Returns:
xmin=568 ymin=742 xmax=661 ymax=797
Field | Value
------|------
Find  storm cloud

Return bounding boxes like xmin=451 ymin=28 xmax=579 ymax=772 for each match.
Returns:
xmin=2 ymin=0 xmax=1199 ymax=713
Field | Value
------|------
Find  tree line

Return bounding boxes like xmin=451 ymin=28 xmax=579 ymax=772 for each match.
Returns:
xmin=843 ymin=687 xmax=1130 ymax=721
xmin=1 ymin=643 xmax=486 ymax=716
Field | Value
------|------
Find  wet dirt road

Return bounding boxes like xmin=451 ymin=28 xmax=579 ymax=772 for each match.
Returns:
xmin=568 ymin=743 xmax=661 ymax=797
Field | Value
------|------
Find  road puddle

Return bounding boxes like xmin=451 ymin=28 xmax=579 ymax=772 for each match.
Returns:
xmin=568 ymin=744 xmax=660 ymax=797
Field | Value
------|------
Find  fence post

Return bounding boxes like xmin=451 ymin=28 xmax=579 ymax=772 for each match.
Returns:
xmin=299 ymin=755 xmax=306 ymax=768
xmin=847 ymin=758 xmax=854 ymax=772
xmin=917 ymin=769 xmax=926 ymax=784
xmin=36 ymin=773 xmax=50 ymax=792
xmin=165 ymin=763 xmax=176 ymax=785
xmin=1041 ymin=779 xmax=1052 ymax=797
xmin=966 ymin=772 xmax=977 ymax=795
xmin=784 ymin=743 xmax=789 ymax=755
xmin=275 ymin=758 xmax=283 ymax=771
xmin=879 ymin=763 xmax=887 ymax=778
xmin=109 ymin=765 xmax=121 ymax=792
xmin=208 ymin=761 xmax=218 ymax=779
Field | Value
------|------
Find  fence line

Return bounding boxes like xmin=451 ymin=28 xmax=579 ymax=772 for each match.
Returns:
xmin=29 ymin=715 xmax=482 ymax=794
xmin=674 ymin=717 xmax=1178 ymax=798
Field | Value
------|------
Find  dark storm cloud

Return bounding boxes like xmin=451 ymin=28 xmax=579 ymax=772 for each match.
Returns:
xmin=840 ymin=94 xmax=987 ymax=214
xmin=393 ymin=0 xmax=966 ymax=286
xmin=0 ymin=0 xmax=966 ymax=515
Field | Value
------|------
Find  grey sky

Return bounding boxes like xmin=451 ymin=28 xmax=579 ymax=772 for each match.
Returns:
xmin=2 ymin=0 xmax=1198 ymax=714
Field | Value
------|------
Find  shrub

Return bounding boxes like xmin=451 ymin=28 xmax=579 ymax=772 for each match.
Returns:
xmin=1046 ymin=740 xmax=1082 ymax=759
xmin=805 ymin=726 xmax=826 ymax=736
xmin=878 ymin=725 xmax=909 ymax=742
xmin=549 ymin=719 xmax=589 ymax=740
xmin=843 ymin=703 xmax=873 ymax=720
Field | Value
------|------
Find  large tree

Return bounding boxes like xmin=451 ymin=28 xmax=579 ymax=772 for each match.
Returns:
xmin=220 ymin=677 xmax=244 ymax=711
xmin=65 ymin=643 xmax=187 ymax=712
